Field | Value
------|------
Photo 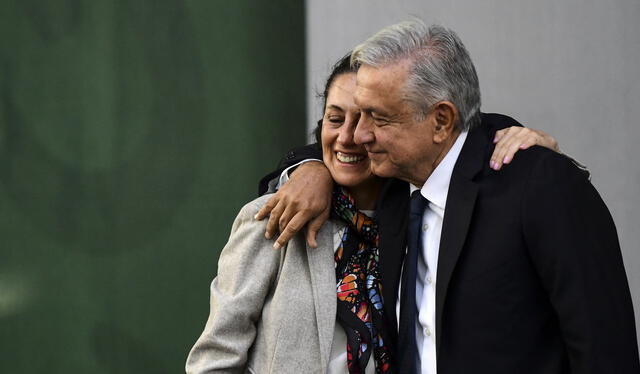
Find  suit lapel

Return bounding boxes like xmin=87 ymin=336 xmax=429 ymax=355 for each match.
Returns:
xmin=377 ymin=178 xmax=410 ymax=350
xmin=435 ymin=124 xmax=490 ymax=352
xmin=435 ymin=177 xmax=478 ymax=351
xmin=306 ymin=222 xmax=338 ymax=372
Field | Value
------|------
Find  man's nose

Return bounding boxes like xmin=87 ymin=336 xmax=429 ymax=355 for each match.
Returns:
xmin=354 ymin=115 xmax=374 ymax=145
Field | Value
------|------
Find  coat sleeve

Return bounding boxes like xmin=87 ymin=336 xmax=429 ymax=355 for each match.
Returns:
xmin=185 ymin=196 xmax=283 ymax=374
xmin=257 ymin=143 xmax=323 ymax=196
xmin=522 ymin=150 xmax=640 ymax=373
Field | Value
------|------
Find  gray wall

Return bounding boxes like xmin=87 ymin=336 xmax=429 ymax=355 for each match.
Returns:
xmin=306 ymin=0 xmax=640 ymax=343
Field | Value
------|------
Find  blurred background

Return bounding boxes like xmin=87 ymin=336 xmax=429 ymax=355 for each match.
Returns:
xmin=1 ymin=0 xmax=639 ymax=372
xmin=0 ymin=1 xmax=305 ymax=372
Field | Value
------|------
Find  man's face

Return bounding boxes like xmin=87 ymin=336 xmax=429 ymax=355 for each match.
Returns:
xmin=353 ymin=62 xmax=443 ymax=186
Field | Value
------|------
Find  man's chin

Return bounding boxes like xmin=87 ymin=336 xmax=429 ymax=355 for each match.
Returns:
xmin=370 ymin=162 xmax=398 ymax=179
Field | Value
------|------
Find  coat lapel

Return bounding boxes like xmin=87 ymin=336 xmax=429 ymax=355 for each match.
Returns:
xmin=377 ymin=178 xmax=410 ymax=350
xmin=306 ymin=222 xmax=338 ymax=372
xmin=435 ymin=124 xmax=490 ymax=352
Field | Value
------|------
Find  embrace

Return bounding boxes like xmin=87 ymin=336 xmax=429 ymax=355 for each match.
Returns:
xmin=186 ymin=20 xmax=639 ymax=374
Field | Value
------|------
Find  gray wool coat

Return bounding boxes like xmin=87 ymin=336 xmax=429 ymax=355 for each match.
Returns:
xmin=186 ymin=194 xmax=340 ymax=374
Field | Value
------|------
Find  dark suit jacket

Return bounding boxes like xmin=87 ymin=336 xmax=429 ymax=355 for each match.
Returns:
xmin=259 ymin=113 xmax=639 ymax=373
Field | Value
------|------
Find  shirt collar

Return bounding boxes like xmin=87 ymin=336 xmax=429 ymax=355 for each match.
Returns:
xmin=409 ymin=130 xmax=468 ymax=211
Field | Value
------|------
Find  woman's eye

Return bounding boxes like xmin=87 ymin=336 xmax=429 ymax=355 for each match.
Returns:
xmin=328 ymin=117 xmax=344 ymax=124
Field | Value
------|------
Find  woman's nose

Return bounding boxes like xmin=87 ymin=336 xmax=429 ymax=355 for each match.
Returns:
xmin=336 ymin=124 xmax=355 ymax=145
xmin=354 ymin=115 xmax=374 ymax=145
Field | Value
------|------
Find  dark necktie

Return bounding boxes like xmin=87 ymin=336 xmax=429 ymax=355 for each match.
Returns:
xmin=398 ymin=190 xmax=429 ymax=374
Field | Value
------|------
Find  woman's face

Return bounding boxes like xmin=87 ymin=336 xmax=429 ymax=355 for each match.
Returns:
xmin=321 ymin=73 xmax=376 ymax=189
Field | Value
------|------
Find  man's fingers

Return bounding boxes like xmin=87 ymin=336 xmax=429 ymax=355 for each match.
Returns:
xmin=273 ymin=214 xmax=305 ymax=249
xmin=305 ymin=208 xmax=330 ymax=248
xmin=265 ymin=201 xmax=285 ymax=239
xmin=254 ymin=194 xmax=279 ymax=221
xmin=263 ymin=161 xmax=333 ymax=249
xmin=278 ymin=205 xmax=295 ymax=234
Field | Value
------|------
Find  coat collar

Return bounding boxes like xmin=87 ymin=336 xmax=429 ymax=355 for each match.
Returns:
xmin=377 ymin=178 xmax=410 ymax=351
xmin=415 ymin=131 xmax=469 ymax=211
xmin=435 ymin=122 xmax=492 ymax=352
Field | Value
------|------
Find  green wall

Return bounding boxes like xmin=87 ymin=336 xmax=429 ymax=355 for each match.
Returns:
xmin=0 ymin=1 xmax=306 ymax=372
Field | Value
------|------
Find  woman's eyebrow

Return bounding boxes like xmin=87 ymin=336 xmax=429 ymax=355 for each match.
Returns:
xmin=326 ymin=104 xmax=344 ymax=112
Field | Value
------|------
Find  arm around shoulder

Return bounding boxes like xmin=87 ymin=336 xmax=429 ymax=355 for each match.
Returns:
xmin=258 ymin=144 xmax=322 ymax=196
xmin=186 ymin=195 xmax=283 ymax=374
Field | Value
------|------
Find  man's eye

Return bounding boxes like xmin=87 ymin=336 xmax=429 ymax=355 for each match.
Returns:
xmin=372 ymin=117 xmax=389 ymax=126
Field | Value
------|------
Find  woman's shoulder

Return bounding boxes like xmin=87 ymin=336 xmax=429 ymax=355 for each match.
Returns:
xmin=218 ymin=194 xmax=281 ymax=266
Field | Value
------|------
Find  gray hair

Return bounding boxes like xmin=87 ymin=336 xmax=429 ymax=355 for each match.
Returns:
xmin=351 ymin=20 xmax=481 ymax=131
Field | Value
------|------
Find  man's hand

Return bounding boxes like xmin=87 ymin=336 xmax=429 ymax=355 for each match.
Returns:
xmin=254 ymin=161 xmax=333 ymax=249
xmin=490 ymin=127 xmax=560 ymax=170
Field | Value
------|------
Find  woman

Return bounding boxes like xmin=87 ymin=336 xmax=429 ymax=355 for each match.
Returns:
xmin=185 ymin=54 xmax=560 ymax=374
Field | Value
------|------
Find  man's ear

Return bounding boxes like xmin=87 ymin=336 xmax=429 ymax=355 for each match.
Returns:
xmin=432 ymin=101 xmax=459 ymax=144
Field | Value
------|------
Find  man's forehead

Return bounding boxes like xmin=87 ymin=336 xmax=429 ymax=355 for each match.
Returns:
xmin=353 ymin=84 xmax=373 ymax=108
xmin=354 ymin=62 xmax=410 ymax=107
xmin=356 ymin=61 xmax=411 ymax=85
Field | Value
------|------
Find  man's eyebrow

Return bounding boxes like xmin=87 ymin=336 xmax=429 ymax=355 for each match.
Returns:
xmin=355 ymin=102 xmax=377 ymax=114
xmin=354 ymin=99 xmax=385 ymax=116
xmin=365 ymin=107 xmax=391 ymax=118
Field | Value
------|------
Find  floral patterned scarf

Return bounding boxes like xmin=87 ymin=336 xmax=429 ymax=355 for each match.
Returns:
xmin=332 ymin=188 xmax=393 ymax=374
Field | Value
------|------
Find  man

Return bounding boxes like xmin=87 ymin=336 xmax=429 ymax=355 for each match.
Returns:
xmin=259 ymin=21 xmax=639 ymax=373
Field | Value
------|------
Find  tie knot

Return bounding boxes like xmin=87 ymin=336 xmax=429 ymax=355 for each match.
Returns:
xmin=410 ymin=190 xmax=428 ymax=217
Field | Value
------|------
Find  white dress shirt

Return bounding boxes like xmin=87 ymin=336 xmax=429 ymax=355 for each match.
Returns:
xmin=400 ymin=131 xmax=468 ymax=374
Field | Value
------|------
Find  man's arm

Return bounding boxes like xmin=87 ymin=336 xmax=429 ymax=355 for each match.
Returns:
xmin=255 ymin=161 xmax=333 ymax=249
xmin=522 ymin=150 xmax=639 ymax=372
xmin=256 ymin=142 xmax=333 ymax=249
xmin=256 ymin=113 xmax=562 ymax=249
xmin=258 ymin=144 xmax=322 ymax=196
